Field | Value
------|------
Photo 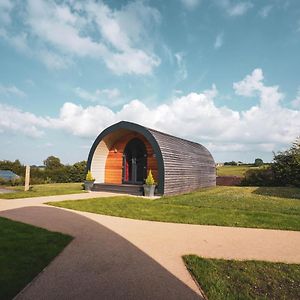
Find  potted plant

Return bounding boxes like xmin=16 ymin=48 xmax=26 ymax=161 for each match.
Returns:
xmin=143 ymin=170 xmax=156 ymax=197
xmin=84 ymin=170 xmax=95 ymax=191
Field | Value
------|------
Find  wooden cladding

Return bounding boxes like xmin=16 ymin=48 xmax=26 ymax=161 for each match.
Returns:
xmin=148 ymin=128 xmax=216 ymax=195
xmin=104 ymin=132 xmax=158 ymax=184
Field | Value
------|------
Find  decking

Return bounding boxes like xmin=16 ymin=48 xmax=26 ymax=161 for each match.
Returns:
xmin=92 ymin=183 xmax=143 ymax=196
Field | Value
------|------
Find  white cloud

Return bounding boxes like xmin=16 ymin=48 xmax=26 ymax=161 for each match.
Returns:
xmin=0 ymin=103 xmax=49 ymax=137
xmin=217 ymin=1 xmax=253 ymax=17
xmin=50 ymin=70 xmax=299 ymax=151
xmin=259 ymin=5 xmax=272 ymax=18
xmin=175 ymin=52 xmax=188 ymax=81
xmin=180 ymin=0 xmax=201 ymax=10
xmin=1 ymin=0 xmax=161 ymax=75
xmin=0 ymin=84 xmax=26 ymax=98
xmin=233 ymin=68 xmax=263 ymax=97
xmin=0 ymin=29 xmax=71 ymax=70
xmin=292 ymin=88 xmax=300 ymax=108
xmin=38 ymin=50 xmax=72 ymax=70
xmin=228 ymin=2 xmax=253 ymax=16
xmin=74 ymin=87 xmax=120 ymax=102
xmin=0 ymin=0 xmax=13 ymax=24
xmin=214 ymin=33 xmax=224 ymax=49
xmin=233 ymin=68 xmax=283 ymax=108
xmin=1 ymin=69 xmax=299 ymax=154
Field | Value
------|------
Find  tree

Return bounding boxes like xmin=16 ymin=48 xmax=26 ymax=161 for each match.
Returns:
xmin=254 ymin=158 xmax=263 ymax=167
xmin=43 ymin=156 xmax=63 ymax=170
xmin=224 ymin=161 xmax=237 ymax=166
xmin=0 ymin=159 xmax=25 ymax=176
xmin=69 ymin=161 xmax=87 ymax=182
xmin=271 ymin=137 xmax=300 ymax=187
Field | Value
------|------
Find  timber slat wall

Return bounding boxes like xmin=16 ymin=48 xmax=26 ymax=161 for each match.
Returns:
xmin=148 ymin=128 xmax=216 ymax=195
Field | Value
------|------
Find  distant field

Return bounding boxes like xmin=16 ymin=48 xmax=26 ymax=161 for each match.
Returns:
xmin=216 ymin=165 xmax=268 ymax=177
xmin=0 ymin=183 xmax=85 ymax=199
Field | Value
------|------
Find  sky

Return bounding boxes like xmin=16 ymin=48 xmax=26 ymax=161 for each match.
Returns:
xmin=0 ymin=0 xmax=300 ymax=165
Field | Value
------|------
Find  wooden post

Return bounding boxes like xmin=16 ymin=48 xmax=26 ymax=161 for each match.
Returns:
xmin=24 ymin=165 xmax=30 ymax=191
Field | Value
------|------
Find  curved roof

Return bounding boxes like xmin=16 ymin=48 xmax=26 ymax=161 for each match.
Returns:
xmin=87 ymin=121 xmax=216 ymax=195
xmin=87 ymin=121 xmax=165 ymax=194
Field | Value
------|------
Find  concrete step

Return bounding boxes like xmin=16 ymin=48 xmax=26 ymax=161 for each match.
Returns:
xmin=92 ymin=183 xmax=143 ymax=196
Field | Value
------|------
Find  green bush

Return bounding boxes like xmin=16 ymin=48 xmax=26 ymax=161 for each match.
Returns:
xmin=85 ymin=171 xmax=95 ymax=181
xmin=242 ymin=168 xmax=274 ymax=186
xmin=0 ymin=158 xmax=87 ymax=185
xmin=242 ymin=138 xmax=300 ymax=187
xmin=0 ymin=177 xmax=24 ymax=186
xmin=145 ymin=170 xmax=156 ymax=185
xmin=272 ymin=138 xmax=300 ymax=187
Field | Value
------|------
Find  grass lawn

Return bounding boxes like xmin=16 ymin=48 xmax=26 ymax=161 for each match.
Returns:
xmin=0 ymin=183 xmax=85 ymax=199
xmin=0 ymin=217 xmax=72 ymax=300
xmin=49 ymin=186 xmax=300 ymax=231
xmin=183 ymin=255 xmax=300 ymax=300
xmin=216 ymin=165 xmax=267 ymax=177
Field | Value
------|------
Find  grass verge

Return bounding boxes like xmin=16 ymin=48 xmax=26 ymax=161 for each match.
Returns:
xmin=0 ymin=217 xmax=72 ymax=300
xmin=183 ymin=255 xmax=300 ymax=300
xmin=0 ymin=183 xmax=85 ymax=199
xmin=49 ymin=186 xmax=300 ymax=231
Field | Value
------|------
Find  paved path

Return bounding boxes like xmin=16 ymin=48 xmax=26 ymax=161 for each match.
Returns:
xmin=0 ymin=194 xmax=300 ymax=299
xmin=0 ymin=192 xmax=119 ymax=210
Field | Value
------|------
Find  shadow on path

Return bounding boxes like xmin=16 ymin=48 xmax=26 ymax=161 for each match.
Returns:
xmin=0 ymin=206 xmax=201 ymax=300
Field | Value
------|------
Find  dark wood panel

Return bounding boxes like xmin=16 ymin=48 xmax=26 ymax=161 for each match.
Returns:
xmin=149 ymin=128 xmax=216 ymax=195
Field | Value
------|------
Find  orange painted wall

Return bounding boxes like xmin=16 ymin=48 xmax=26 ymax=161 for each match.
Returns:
xmin=104 ymin=132 xmax=158 ymax=184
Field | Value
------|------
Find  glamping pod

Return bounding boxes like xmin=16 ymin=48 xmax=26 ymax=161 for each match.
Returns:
xmin=87 ymin=121 xmax=216 ymax=195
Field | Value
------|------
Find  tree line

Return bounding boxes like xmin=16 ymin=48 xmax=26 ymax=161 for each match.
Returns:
xmin=0 ymin=156 xmax=87 ymax=185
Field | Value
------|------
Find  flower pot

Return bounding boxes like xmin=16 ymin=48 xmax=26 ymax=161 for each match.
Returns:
xmin=84 ymin=180 xmax=95 ymax=191
xmin=143 ymin=184 xmax=155 ymax=197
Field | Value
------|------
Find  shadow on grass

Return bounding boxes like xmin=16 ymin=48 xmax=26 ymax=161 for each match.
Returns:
xmin=0 ymin=206 xmax=201 ymax=300
xmin=252 ymin=187 xmax=300 ymax=200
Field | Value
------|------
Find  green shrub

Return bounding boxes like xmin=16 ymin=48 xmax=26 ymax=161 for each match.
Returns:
xmin=0 ymin=177 xmax=24 ymax=186
xmin=242 ymin=138 xmax=300 ymax=187
xmin=242 ymin=168 xmax=274 ymax=186
xmin=85 ymin=171 xmax=95 ymax=181
xmin=145 ymin=170 xmax=156 ymax=185
xmin=271 ymin=138 xmax=300 ymax=187
xmin=0 ymin=158 xmax=87 ymax=185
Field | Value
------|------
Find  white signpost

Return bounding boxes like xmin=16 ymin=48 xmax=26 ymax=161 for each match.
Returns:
xmin=24 ymin=165 xmax=30 ymax=191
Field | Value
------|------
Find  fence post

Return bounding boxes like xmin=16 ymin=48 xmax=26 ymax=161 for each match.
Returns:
xmin=24 ymin=165 xmax=30 ymax=191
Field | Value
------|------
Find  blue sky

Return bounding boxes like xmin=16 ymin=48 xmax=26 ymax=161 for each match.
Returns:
xmin=0 ymin=0 xmax=300 ymax=165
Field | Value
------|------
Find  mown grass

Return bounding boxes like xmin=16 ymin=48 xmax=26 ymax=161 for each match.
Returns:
xmin=216 ymin=165 xmax=268 ymax=177
xmin=49 ymin=186 xmax=300 ymax=231
xmin=0 ymin=217 xmax=72 ymax=300
xmin=183 ymin=255 xmax=300 ymax=300
xmin=0 ymin=183 xmax=85 ymax=199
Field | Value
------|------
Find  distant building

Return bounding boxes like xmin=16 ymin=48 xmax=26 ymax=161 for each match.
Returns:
xmin=216 ymin=163 xmax=224 ymax=167
xmin=0 ymin=170 xmax=20 ymax=180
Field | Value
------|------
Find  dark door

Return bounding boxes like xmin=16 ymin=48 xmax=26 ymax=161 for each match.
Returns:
xmin=123 ymin=138 xmax=147 ymax=184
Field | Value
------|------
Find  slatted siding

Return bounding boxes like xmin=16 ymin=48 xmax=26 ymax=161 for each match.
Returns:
xmin=104 ymin=132 xmax=158 ymax=184
xmin=148 ymin=128 xmax=216 ymax=195
xmin=90 ymin=140 xmax=108 ymax=183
